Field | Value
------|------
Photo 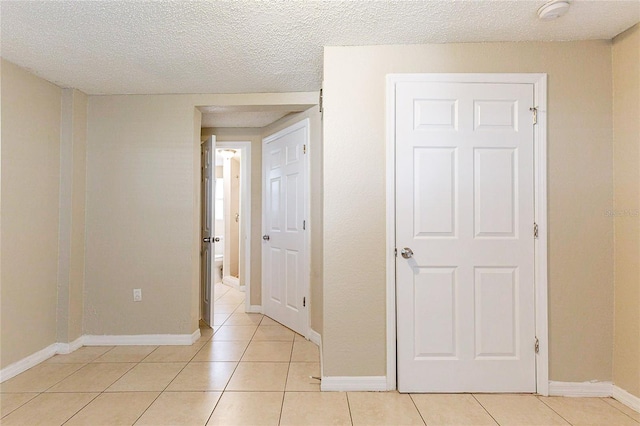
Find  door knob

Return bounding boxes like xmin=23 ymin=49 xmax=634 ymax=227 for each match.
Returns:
xmin=203 ymin=237 xmax=211 ymax=243
xmin=401 ymin=247 xmax=414 ymax=259
xmin=214 ymin=237 xmax=220 ymax=242
xmin=263 ymin=235 xmax=270 ymax=241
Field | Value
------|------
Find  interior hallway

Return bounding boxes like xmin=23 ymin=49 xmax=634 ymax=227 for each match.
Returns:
xmin=0 ymin=284 xmax=638 ymax=425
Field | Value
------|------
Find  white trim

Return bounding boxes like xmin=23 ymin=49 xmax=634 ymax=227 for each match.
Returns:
xmin=83 ymin=329 xmax=201 ymax=346
xmin=386 ymin=73 xmax=549 ymax=393
xmin=215 ymin=141 xmax=252 ymax=315
xmin=307 ymin=329 xmax=322 ymax=346
xmin=246 ymin=304 xmax=263 ymax=314
xmin=549 ymin=381 xmax=613 ymax=397
xmin=321 ymin=376 xmax=388 ymax=392
xmin=262 ymin=119 xmax=311 ymax=337
xmin=0 ymin=343 xmax=59 ymax=383
xmin=56 ymin=336 xmax=84 ymax=355
xmin=613 ymin=385 xmax=640 ymax=413
xmin=222 ymin=275 xmax=243 ymax=291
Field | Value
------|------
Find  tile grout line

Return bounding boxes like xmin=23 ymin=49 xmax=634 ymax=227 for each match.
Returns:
xmin=345 ymin=390 xmax=355 ymax=426
xmin=277 ymin=339 xmax=296 ymax=426
xmin=471 ymin=393 xmax=502 ymax=425
xmin=407 ymin=394 xmax=428 ymax=425
xmin=602 ymin=397 xmax=640 ymax=422
xmin=536 ymin=395 xmax=575 ymax=425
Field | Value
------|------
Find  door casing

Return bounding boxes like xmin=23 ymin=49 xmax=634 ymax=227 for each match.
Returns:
xmin=385 ymin=73 xmax=549 ymax=395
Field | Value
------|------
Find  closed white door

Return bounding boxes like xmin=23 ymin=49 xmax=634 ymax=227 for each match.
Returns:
xmin=396 ymin=81 xmax=536 ymax=392
xmin=262 ymin=120 xmax=309 ymax=335
xmin=201 ymin=135 xmax=216 ymax=327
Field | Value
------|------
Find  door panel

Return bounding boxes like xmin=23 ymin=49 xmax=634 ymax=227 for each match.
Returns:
xmin=396 ymin=81 xmax=535 ymax=393
xmin=201 ymin=136 xmax=216 ymax=327
xmin=262 ymin=121 xmax=308 ymax=335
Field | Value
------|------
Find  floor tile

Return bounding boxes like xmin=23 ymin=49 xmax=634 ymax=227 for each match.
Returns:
xmin=285 ymin=362 xmax=321 ymax=391
xmin=291 ymin=339 xmax=320 ymax=362
xmin=253 ymin=324 xmax=295 ymax=341
xmin=411 ymin=393 xmax=497 ymax=425
xmin=65 ymin=391 xmax=158 ymax=426
xmin=46 ymin=362 xmax=135 ymax=392
xmin=540 ymin=396 xmax=639 ymax=425
xmin=212 ymin=325 xmax=258 ymax=341
xmin=207 ymin=391 xmax=283 ymax=426
xmin=192 ymin=340 xmax=250 ymax=362
xmin=0 ymin=363 xmax=85 ymax=392
xmin=45 ymin=346 xmax=114 ymax=364
xmin=241 ymin=341 xmax=293 ymax=362
xmin=349 ymin=391 xmax=425 ymax=425
xmin=106 ymin=362 xmax=186 ymax=391
xmin=280 ymin=391 xmax=352 ymax=426
xmin=603 ymin=397 xmax=640 ymax=422
xmin=93 ymin=345 xmax=158 ymax=363
xmin=260 ymin=316 xmax=281 ymax=326
xmin=199 ymin=326 xmax=215 ymax=340
xmin=213 ymin=304 xmax=240 ymax=314
xmin=213 ymin=313 xmax=231 ymax=326
xmin=166 ymin=362 xmax=237 ymax=391
xmin=142 ymin=344 xmax=203 ymax=362
xmin=474 ymin=394 xmax=569 ymax=425
xmin=0 ymin=392 xmax=97 ymax=426
xmin=135 ymin=391 xmax=221 ymax=426
xmin=0 ymin=392 xmax=38 ymax=417
xmin=226 ymin=362 xmax=289 ymax=391
xmin=224 ymin=313 xmax=263 ymax=326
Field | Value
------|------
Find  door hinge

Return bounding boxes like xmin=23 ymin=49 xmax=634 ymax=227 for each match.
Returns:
xmin=529 ymin=107 xmax=538 ymax=125
xmin=303 ymin=297 xmax=306 ymax=307
xmin=394 ymin=248 xmax=398 ymax=257
xmin=535 ymin=337 xmax=540 ymax=354
xmin=303 ymin=220 xmax=306 ymax=230
xmin=534 ymin=222 xmax=539 ymax=239
xmin=319 ymin=88 xmax=323 ymax=113
xmin=303 ymin=144 xmax=307 ymax=154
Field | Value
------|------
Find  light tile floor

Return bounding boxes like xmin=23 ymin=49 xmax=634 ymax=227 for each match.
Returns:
xmin=1 ymin=283 xmax=638 ymax=425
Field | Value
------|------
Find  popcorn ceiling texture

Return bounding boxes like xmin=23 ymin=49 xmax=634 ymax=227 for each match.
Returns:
xmin=1 ymin=1 xmax=638 ymax=95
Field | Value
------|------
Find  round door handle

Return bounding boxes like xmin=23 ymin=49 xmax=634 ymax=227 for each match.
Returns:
xmin=203 ymin=237 xmax=211 ymax=243
xmin=263 ymin=235 xmax=270 ymax=241
xmin=401 ymin=247 xmax=414 ymax=259
xmin=213 ymin=237 xmax=220 ymax=242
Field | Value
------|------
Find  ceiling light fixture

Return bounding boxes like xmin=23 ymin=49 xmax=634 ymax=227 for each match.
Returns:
xmin=537 ymin=0 xmax=570 ymax=20
xmin=219 ymin=149 xmax=236 ymax=159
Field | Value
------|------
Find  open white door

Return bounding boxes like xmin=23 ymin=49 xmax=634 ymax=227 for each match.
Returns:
xmin=395 ymin=80 xmax=537 ymax=392
xmin=262 ymin=120 xmax=309 ymax=336
xmin=201 ymin=135 xmax=216 ymax=326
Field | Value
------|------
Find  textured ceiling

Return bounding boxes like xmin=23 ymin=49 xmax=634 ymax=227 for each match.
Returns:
xmin=1 ymin=1 xmax=639 ymax=95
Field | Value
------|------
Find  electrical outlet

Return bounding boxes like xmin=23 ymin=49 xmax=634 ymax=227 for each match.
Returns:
xmin=133 ymin=288 xmax=142 ymax=302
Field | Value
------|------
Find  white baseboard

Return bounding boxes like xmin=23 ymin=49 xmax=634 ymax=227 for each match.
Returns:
xmin=56 ymin=336 xmax=84 ymax=354
xmin=321 ymin=376 xmax=387 ymax=392
xmin=0 ymin=343 xmax=59 ymax=383
xmin=84 ymin=329 xmax=201 ymax=346
xmin=307 ymin=329 xmax=321 ymax=347
xmin=548 ymin=381 xmax=613 ymax=397
xmin=246 ymin=305 xmax=262 ymax=314
xmin=613 ymin=385 xmax=640 ymax=413
xmin=222 ymin=276 xmax=241 ymax=290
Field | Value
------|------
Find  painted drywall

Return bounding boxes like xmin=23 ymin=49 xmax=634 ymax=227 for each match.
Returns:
xmin=202 ymin=127 xmax=264 ymax=306
xmin=323 ymin=41 xmax=614 ymax=381
xmin=84 ymin=93 xmax=316 ymax=336
xmin=262 ymin=107 xmax=323 ymax=335
xmin=224 ymin=156 xmax=240 ymax=278
xmin=1 ymin=60 xmax=62 ymax=367
xmin=57 ymin=88 xmax=87 ymax=344
xmin=612 ymin=24 xmax=640 ymax=398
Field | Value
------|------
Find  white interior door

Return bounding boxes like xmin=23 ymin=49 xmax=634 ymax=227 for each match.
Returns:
xmin=396 ymin=81 xmax=536 ymax=392
xmin=201 ymin=135 xmax=216 ymax=327
xmin=262 ymin=120 xmax=309 ymax=335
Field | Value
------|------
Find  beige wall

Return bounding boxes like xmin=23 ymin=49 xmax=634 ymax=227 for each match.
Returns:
xmin=323 ymin=41 xmax=615 ymax=381
xmin=84 ymin=93 xmax=315 ymax=336
xmin=262 ymin=108 xmax=323 ymax=334
xmin=612 ymin=24 xmax=640 ymax=398
xmin=1 ymin=60 xmax=62 ymax=367
xmin=57 ymin=88 xmax=88 ymax=344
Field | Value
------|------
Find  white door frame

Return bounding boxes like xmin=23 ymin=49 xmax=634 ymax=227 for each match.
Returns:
xmin=216 ymin=141 xmax=252 ymax=313
xmin=261 ymin=118 xmax=312 ymax=338
xmin=385 ymin=73 xmax=549 ymax=395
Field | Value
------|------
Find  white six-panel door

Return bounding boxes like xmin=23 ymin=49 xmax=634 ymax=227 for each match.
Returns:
xmin=262 ymin=120 xmax=309 ymax=335
xmin=201 ymin=136 xmax=216 ymax=327
xmin=396 ymin=81 xmax=536 ymax=392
